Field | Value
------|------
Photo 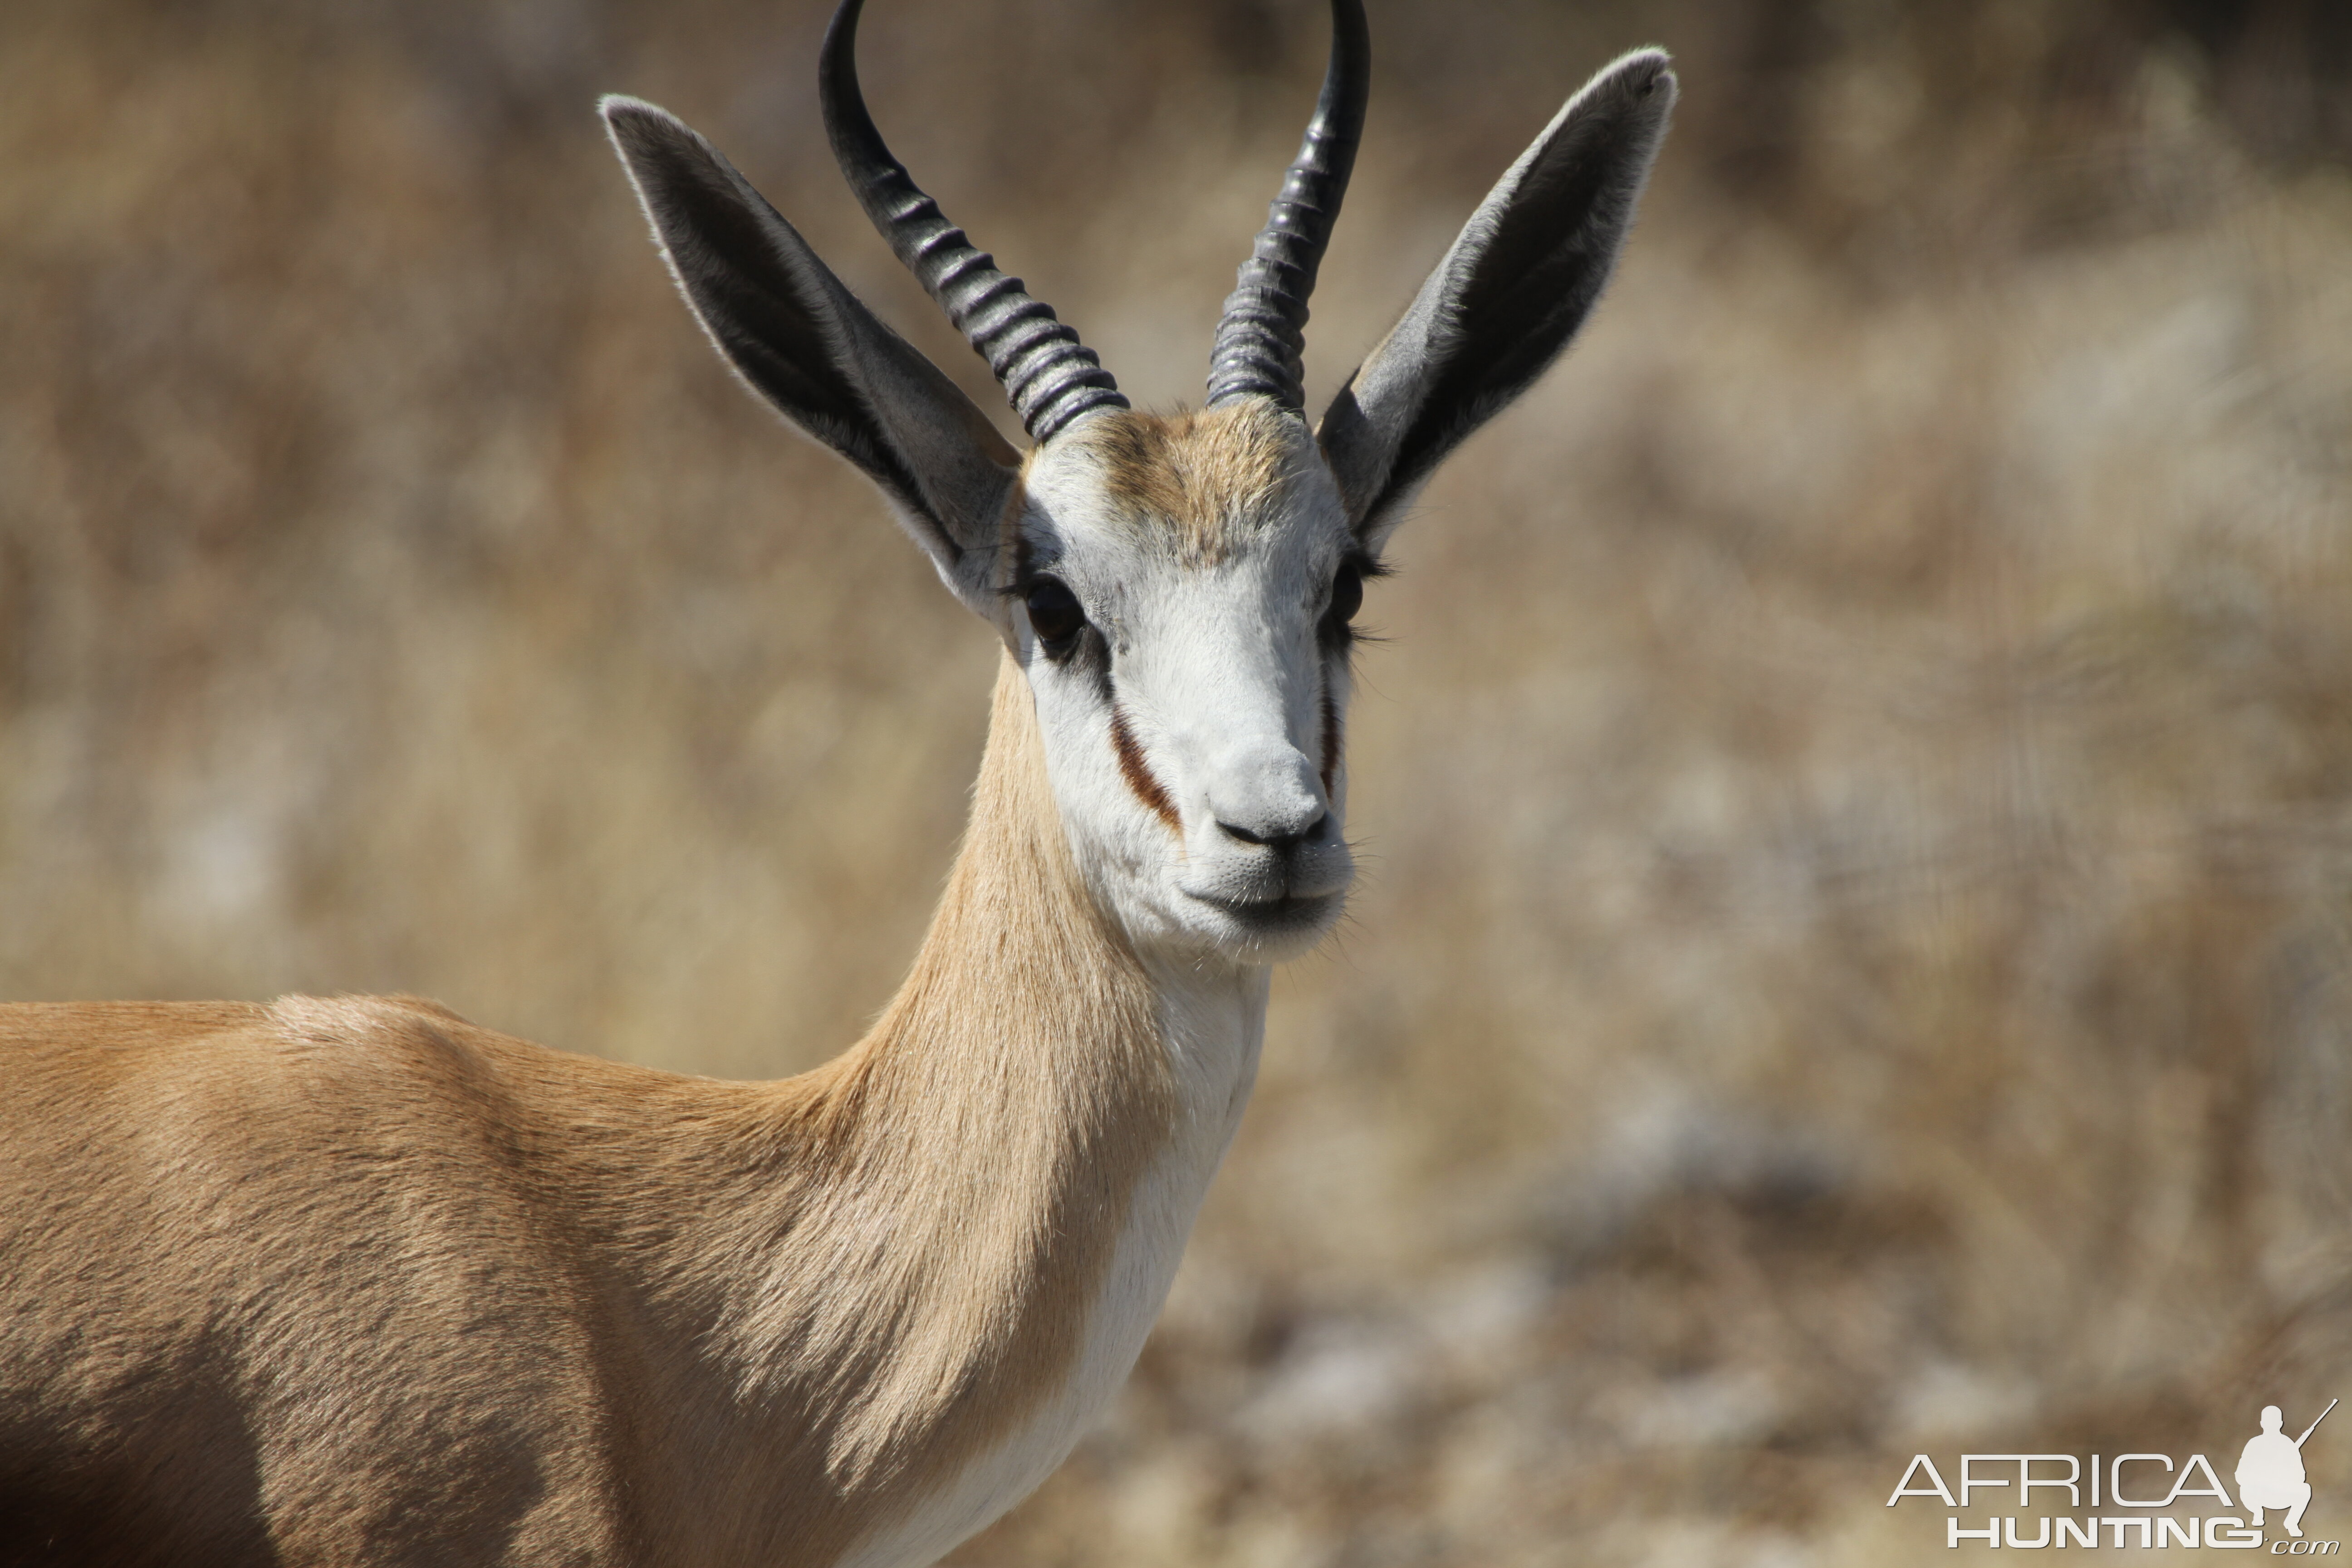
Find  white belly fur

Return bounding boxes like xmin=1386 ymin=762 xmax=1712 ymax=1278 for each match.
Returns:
xmin=835 ymin=963 xmax=1267 ymax=1568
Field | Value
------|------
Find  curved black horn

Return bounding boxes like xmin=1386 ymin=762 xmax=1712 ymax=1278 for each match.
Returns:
xmin=820 ymin=0 xmax=1127 ymax=443
xmin=1205 ymin=0 xmax=1371 ymax=412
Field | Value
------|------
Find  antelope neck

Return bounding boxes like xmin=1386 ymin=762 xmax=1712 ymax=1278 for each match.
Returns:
xmin=715 ymin=651 xmax=1264 ymax=1563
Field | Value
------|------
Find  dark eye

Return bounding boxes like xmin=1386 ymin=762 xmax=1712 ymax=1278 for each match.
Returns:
xmin=1024 ymin=576 xmax=1086 ymax=651
xmin=1327 ymin=562 xmax=1364 ymax=627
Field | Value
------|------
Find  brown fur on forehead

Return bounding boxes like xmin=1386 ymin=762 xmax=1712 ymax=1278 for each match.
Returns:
xmin=1070 ymin=402 xmax=1303 ymax=564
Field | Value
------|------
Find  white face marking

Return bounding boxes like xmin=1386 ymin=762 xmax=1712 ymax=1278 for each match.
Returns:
xmin=1010 ymin=411 xmax=1363 ymax=966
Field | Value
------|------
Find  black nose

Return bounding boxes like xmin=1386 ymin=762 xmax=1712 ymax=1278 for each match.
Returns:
xmin=1216 ymin=812 xmax=1328 ymax=857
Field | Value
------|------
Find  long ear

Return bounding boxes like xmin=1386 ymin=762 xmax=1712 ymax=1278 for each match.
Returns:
xmin=1317 ymin=50 xmax=1675 ymax=547
xmin=602 ymin=96 xmax=1019 ymax=610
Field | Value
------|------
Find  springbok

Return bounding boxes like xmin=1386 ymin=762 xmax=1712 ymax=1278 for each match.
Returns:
xmin=0 ymin=2 xmax=1672 ymax=1563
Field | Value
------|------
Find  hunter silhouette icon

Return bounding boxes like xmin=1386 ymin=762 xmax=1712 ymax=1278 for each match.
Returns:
xmin=2241 ymin=1399 xmax=2335 ymax=1538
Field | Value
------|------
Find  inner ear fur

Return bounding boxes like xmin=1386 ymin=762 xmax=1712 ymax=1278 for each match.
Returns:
xmin=603 ymin=96 xmax=1018 ymax=607
xmin=1318 ymin=49 xmax=1676 ymax=546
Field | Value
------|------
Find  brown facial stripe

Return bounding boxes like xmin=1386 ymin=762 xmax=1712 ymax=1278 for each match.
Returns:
xmin=1319 ymin=676 xmax=1342 ymax=801
xmin=1109 ymin=707 xmax=1179 ymax=829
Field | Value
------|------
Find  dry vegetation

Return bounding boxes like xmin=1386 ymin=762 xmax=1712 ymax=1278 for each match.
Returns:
xmin=5 ymin=0 xmax=2351 ymax=1562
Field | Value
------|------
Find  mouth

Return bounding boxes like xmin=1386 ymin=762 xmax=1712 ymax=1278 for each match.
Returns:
xmin=1188 ymin=889 xmax=1343 ymax=937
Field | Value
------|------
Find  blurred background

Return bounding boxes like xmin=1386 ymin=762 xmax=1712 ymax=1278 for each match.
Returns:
xmin=5 ymin=0 xmax=2350 ymax=1561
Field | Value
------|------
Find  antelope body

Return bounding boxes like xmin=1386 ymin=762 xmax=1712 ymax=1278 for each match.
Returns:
xmin=0 ymin=3 xmax=1673 ymax=1564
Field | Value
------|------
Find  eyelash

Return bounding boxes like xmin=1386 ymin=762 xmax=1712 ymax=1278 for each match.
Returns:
xmin=1321 ymin=553 xmax=1389 ymax=652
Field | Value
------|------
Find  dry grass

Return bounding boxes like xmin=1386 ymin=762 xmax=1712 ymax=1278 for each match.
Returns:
xmin=5 ymin=1 xmax=2351 ymax=1563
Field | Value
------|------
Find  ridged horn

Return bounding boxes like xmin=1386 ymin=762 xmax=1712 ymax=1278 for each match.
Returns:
xmin=819 ymin=0 xmax=1127 ymax=444
xmin=1205 ymin=0 xmax=1371 ymax=412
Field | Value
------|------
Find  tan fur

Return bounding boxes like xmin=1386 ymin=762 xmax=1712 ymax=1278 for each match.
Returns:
xmin=1074 ymin=403 xmax=1295 ymax=564
xmin=0 ymin=654 xmax=1172 ymax=1568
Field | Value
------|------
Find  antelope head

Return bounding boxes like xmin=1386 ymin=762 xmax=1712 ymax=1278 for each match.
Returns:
xmin=604 ymin=0 xmax=1675 ymax=966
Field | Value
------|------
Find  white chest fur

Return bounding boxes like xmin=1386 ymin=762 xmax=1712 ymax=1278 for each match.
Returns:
xmin=837 ymin=962 xmax=1268 ymax=1568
